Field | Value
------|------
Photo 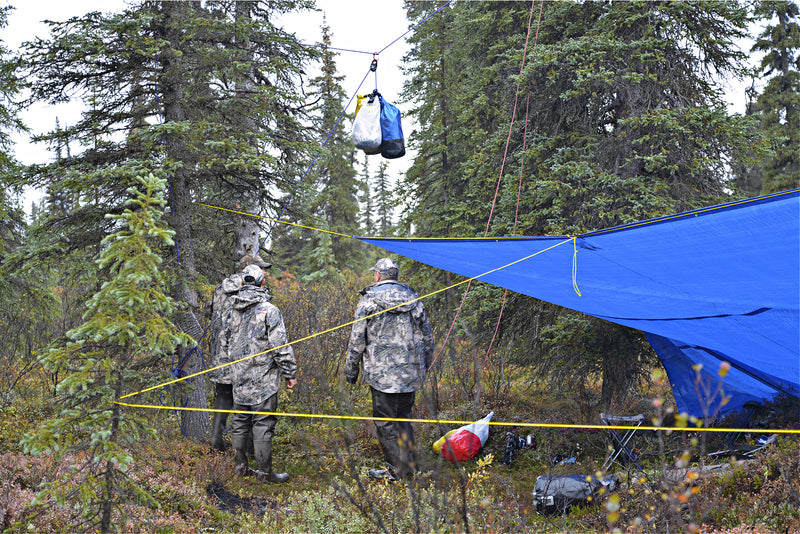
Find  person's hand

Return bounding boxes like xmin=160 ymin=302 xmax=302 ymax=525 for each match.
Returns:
xmin=286 ymin=378 xmax=297 ymax=389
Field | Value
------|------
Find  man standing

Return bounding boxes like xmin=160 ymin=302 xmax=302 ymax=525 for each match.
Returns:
xmin=345 ymin=258 xmax=434 ymax=480
xmin=206 ymin=254 xmax=272 ymax=452
xmin=228 ymin=264 xmax=298 ymax=483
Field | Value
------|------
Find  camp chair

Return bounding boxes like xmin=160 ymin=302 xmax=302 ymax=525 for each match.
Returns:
xmin=706 ymin=401 xmax=774 ymax=459
xmin=717 ymin=401 xmax=761 ymax=453
xmin=600 ymin=412 xmax=645 ymax=472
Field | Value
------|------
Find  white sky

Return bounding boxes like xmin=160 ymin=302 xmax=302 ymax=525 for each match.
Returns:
xmin=1 ymin=0 xmax=416 ymax=212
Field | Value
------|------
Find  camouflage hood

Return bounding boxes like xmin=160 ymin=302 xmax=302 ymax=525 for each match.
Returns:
xmin=232 ymin=285 xmax=272 ymax=311
xmin=220 ymin=273 xmax=243 ymax=294
xmin=362 ymin=281 xmax=419 ymax=313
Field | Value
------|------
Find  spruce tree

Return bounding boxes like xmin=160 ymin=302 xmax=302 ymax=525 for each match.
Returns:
xmin=752 ymin=0 xmax=800 ymax=193
xmin=0 ymin=4 xmax=24 ymax=258
xmin=374 ymin=160 xmax=396 ymax=235
xmin=358 ymin=156 xmax=374 ymax=235
xmin=19 ymin=0 xmax=320 ymax=439
xmin=22 ymin=173 xmax=192 ymax=533
xmin=273 ymin=22 xmax=363 ymax=280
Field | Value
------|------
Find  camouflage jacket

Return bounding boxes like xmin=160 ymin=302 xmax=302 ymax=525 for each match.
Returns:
xmin=206 ymin=274 xmax=243 ymax=384
xmin=225 ymin=285 xmax=297 ymax=406
xmin=345 ymin=280 xmax=434 ymax=393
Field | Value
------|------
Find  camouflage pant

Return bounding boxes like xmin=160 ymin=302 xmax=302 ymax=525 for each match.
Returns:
xmin=371 ymin=388 xmax=418 ymax=477
xmin=232 ymin=393 xmax=278 ymax=443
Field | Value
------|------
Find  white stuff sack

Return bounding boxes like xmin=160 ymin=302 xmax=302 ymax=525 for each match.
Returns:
xmin=352 ymin=95 xmax=382 ymax=150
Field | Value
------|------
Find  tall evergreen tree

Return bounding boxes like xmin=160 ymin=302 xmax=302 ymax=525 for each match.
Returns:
xmin=358 ymin=156 xmax=374 ymax=235
xmin=374 ymin=160 xmax=396 ymax=235
xmin=19 ymin=0 xmax=320 ymax=438
xmin=272 ymin=22 xmax=363 ymax=280
xmin=514 ymin=0 xmax=761 ymax=406
xmin=23 ymin=174 xmax=192 ymax=533
xmin=0 ymin=5 xmax=24 ymax=258
xmin=752 ymin=0 xmax=800 ymax=193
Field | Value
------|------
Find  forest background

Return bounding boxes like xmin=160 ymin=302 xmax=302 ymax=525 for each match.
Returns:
xmin=0 ymin=1 xmax=798 ymax=533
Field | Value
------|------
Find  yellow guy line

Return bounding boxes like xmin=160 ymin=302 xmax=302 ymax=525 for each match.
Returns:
xmin=199 ymin=202 xmax=570 ymax=241
xmin=197 ymin=203 xmax=352 ymax=238
xmin=571 ymin=236 xmax=581 ymax=296
xmin=113 ymin=402 xmax=800 ymax=435
xmin=119 ymin=237 xmax=573 ymax=401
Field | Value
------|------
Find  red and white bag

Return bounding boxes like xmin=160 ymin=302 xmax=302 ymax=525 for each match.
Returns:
xmin=432 ymin=412 xmax=494 ymax=462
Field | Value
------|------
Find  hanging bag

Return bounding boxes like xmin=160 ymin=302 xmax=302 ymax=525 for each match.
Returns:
xmin=377 ymin=94 xmax=405 ymax=159
xmin=352 ymin=94 xmax=382 ymax=150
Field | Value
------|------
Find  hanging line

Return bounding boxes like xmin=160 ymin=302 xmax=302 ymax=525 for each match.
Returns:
xmin=429 ymin=0 xmax=542 ymax=373
xmin=317 ymin=45 xmax=375 ymax=55
xmin=481 ymin=0 xmax=545 ymax=375
xmin=376 ymin=0 xmax=454 ymax=55
xmin=371 ymin=53 xmax=379 ymax=92
xmin=119 ymin=238 xmax=573 ymax=401
xmin=256 ymin=66 xmax=372 ymax=255
xmin=257 ymin=0 xmax=455 ymax=255
xmin=482 ymin=93 xmax=533 ymax=373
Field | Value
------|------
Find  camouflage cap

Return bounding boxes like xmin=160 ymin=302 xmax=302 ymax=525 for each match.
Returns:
xmin=239 ymin=254 xmax=271 ymax=270
xmin=369 ymin=257 xmax=399 ymax=278
xmin=241 ymin=264 xmax=265 ymax=286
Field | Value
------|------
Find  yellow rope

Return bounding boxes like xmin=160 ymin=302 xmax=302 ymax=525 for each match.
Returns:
xmin=113 ymin=401 xmax=800 ymax=435
xmin=571 ymin=236 xmax=582 ymax=296
xmin=197 ymin=202 xmax=568 ymax=240
xmin=120 ymin=237 xmax=573 ymax=400
xmin=199 ymin=188 xmax=800 ymax=242
xmin=197 ymin=203 xmax=353 ymax=238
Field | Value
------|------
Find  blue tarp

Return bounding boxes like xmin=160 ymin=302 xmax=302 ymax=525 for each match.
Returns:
xmin=358 ymin=190 xmax=800 ymax=418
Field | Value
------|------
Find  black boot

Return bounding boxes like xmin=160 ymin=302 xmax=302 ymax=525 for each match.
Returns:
xmin=210 ymin=384 xmax=232 ymax=452
xmin=232 ymin=435 xmax=252 ymax=477
xmin=210 ymin=414 xmax=228 ymax=452
xmin=246 ymin=430 xmax=255 ymax=460
xmin=253 ymin=440 xmax=289 ymax=483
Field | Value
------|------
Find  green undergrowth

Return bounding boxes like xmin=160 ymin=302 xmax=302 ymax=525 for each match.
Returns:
xmin=1 ymin=381 xmax=798 ymax=533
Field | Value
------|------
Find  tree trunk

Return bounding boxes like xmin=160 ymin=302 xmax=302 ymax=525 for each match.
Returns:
xmin=159 ymin=2 xmax=209 ymax=441
xmin=100 ymin=377 xmax=123 ymax=533
xmin=234 ymin=1 xmax=261 ymax=260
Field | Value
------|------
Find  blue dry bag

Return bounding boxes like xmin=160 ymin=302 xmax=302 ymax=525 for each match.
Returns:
xmin=364 ymin=93 xmax=405 ymax=159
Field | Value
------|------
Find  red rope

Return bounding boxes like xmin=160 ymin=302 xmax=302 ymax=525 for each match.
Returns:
xmin=429 ymin=0 xmax=543 ymax=373
xmin=481 ymin=0 xmax=543 ymax=374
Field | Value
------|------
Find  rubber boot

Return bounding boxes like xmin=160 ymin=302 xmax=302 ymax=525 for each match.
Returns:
xmin=232 ymin=435 xmax=251 ymax=477
xmin=246 ymin=431 xmax=255 ymax=460
xmin=253 ymin=440 xmax=289 ymax=484
xmin=210 ymin=413 xmax=228 ymax=452
xmin=210 ymin=384 xmax=232 ymax=452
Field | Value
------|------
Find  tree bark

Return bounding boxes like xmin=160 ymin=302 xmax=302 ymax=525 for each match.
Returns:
xmin=158 ymin=2 xmax=210 ymax=442
xmin=234 ymin=0 xmax=261 ymax=260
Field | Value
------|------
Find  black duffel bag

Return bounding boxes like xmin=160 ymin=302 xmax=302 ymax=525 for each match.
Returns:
xmin=532 ymin=474 xmax=617 ymax=515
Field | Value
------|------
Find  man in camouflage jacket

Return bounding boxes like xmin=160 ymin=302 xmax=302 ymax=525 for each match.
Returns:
xmin=205 ymin=254 xmax=271 ymax=452
xmin=226 ymin=264 xmax=298 ymax=483
xmin=345 ymin=257 xmax=434 ymax=480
